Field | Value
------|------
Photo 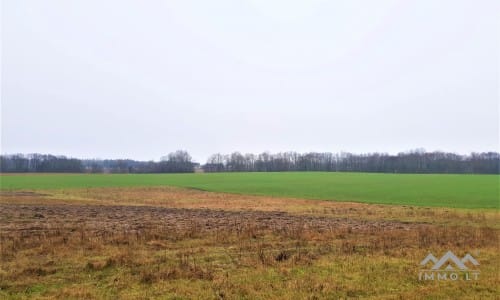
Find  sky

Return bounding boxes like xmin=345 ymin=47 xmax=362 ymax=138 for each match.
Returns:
xmin=1 ymin=0 xmax=499 ymax=163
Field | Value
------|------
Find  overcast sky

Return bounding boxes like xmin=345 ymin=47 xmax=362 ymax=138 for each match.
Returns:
xmin=1 ymin=0 xmax=499 ymax=162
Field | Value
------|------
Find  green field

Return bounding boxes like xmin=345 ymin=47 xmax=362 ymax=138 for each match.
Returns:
xmin=1 ymin=172 xmax=498 ymax=209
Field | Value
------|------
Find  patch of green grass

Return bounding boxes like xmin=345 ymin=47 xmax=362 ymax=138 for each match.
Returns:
xmin=1 ymin=172 xmax=498 ymax=208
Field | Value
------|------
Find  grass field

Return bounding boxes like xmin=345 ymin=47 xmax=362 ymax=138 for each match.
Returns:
xmin=0 ymin=173 xmax=499 ymax=299
xmin=0 ymin=186 xmax=499 ymax=299
xmin=1 ymin=172 xmax=498 ymax=208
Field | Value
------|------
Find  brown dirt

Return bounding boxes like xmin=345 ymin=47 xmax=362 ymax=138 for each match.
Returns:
xmin=0 ymin=203 xmax=422 ymax=239
xmin=1 ymin=187 xmax=498 ymax=299
xmin=1 ymin=187 xmax=496 ymax=228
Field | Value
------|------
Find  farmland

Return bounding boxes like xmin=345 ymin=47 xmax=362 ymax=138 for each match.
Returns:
xmin=1 ymin=172 xmax=498 ymax=208
xmin=0 ymin=173 xmax=499 ymax=299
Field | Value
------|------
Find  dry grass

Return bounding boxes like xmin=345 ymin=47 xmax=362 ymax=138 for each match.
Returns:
xmin=0 ymin=187 xmax=499 ymax=299
xmin=1 ymin=187 xmax=497 ymax=228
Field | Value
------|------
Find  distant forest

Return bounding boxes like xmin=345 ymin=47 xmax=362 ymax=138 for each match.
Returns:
xmin=0 ymin=150 xmax=499 ymax=174
xmin=0 ymin=151 xmax=195 ymax=174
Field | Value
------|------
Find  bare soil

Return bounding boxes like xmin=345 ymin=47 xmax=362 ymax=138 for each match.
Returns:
xmin=0 ymin=203 xmax=422 ymax=239
xmin=0 ymin=187 xmax=498 ymax=299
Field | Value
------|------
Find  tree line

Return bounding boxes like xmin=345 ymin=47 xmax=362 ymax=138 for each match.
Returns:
xmin=204 ymin=150 xmax=499 ymax=174
xmin=1 ymin=150 xmax=498 ymax=174
xmin=0 ymin=151 xmax=196 ymax=173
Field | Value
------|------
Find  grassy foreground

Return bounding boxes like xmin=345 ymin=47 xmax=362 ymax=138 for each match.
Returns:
xmin=1 ymin=172 xmax=499 ymax=208
xmin=0 ymin=187 xmax=499 ymax=299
